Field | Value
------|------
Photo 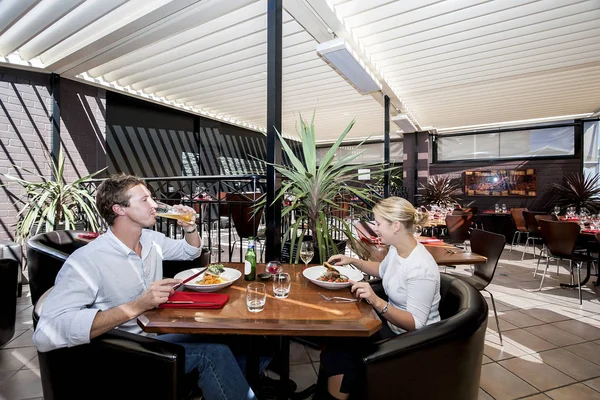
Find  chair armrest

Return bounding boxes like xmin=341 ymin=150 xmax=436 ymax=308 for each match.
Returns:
xmin=38 ymin=329 xmax=189 ymax=400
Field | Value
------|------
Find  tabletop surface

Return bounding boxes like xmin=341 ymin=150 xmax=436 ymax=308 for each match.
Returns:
xmin=138 ymin=263 xmax=382 ymax=337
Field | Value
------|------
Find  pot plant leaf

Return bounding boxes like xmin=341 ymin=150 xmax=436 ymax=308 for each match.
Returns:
xmin=551 ymin=172 xmax=600 ymax=213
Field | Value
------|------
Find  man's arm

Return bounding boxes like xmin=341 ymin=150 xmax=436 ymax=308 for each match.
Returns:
xmin=90 ymin=278 xmax=180 ymax=339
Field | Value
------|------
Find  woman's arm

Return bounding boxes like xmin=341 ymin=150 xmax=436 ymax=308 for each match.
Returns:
xmin=327 ymin=254 xmax=381 ymax=277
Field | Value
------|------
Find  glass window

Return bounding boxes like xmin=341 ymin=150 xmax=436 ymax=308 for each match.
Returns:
xmin=437 ymin=125 xmax=575 ymax=161
xmin=584 ymin=121 xmax=600 ymax=178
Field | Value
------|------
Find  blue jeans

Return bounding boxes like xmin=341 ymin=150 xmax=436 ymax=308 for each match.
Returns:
xmin=157 ymin=334 xmax=257 ymax=400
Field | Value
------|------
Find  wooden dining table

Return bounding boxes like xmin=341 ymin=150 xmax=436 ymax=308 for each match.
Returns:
xmin=138 ymin=263 xmax=382 ymax=399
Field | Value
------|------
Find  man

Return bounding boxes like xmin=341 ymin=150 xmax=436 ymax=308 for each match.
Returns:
xmin=33 ymin=174 xmax=257 ymax=400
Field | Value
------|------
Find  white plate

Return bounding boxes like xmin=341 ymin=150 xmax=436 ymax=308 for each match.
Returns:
xmin=174 ymin=267 xmax=242 ymax=292
xmin=302 ymin=266 xmax=364 ymax=290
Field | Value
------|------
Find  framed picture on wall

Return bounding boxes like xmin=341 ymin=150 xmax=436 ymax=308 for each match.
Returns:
xmin=464 ymin=169 xmax=536 ymax=196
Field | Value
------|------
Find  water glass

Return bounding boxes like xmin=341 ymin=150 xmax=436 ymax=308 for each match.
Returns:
xmin=246 ymin=282 xmax=266 ymax=313
xmin=501 ymin=204 xmax=507 ymax=213
xmin=272 ymin=273 xmax=291 ymax=298
xmin=554 ymin=206 xmax=560 ymax=216
xmin=494 ymin=204 xmax=500 ymax=213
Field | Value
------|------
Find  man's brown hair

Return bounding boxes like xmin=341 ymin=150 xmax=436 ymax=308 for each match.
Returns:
xmin=96 ymin=174 xmax=146 ymax=225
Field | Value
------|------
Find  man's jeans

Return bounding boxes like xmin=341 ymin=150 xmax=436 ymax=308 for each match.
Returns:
xmin=157 ymin=334 xmax=257 ymax=400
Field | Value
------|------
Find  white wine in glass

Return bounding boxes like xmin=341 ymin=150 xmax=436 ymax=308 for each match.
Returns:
xmin=299 ymin=242 xmax=314 ymax=268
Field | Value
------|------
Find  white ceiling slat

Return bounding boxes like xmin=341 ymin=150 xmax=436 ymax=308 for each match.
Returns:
xmin=19 ymin=0 xmax=128 ymax=61
xmin=41 ymin=0 xmax=194 ymax=72
xmin=373 ymin=10 xmax=600 ymax=66
xmin=89 ymin=0 xmax=265 ymax=79
xmin=0 ymin=0 xmax=85 ymax=57
xmin=390 ymin=44 xmax=600 ymax=88
xmin=332 ymin=0 xmax=398 ymax=18
xmin=0 ymin=0 xmax=41 ymax=36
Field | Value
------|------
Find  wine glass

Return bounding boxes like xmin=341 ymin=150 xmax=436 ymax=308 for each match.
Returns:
xmin=413 ymin=225 xmax=422 ymax=238
xmin=299 ymin=242 xmax=314 ymax=268
xmin=266 ymin=260 xmax=283 ymax=276
xmin=553 ymin=206 xmax=560 ymax=216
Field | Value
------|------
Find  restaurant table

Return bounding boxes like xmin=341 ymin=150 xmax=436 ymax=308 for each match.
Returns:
xmin=138 ymin=263 xmax=382 ymax=399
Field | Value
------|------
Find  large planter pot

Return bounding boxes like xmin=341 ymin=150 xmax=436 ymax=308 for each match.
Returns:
xmin=281 ymin=236 xmax=346 ymax=264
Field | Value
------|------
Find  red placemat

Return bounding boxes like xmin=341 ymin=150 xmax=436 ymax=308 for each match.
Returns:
xmin=159 ymin=292 xmax=229 ymax=309
xmin=581 ymin=229 xmax=600 ymax=234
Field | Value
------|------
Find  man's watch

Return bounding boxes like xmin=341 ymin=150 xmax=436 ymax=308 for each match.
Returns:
xmin=380 ymin=302 xmax=389 ymax=315
xmin=184 ymin=226 xmax=197 ymax=234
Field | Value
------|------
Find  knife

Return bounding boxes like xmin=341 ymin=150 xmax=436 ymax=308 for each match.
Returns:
xmin=172 ymin=267 xmax=208 ymax=291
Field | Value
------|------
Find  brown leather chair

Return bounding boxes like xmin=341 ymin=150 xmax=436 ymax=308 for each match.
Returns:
xmin=355 ymin=273 xmax=488 ymax=399
xmin=445 ymin=213 xmax=473 ymax=249
xmin=509 ymin=207 xmax=528 ymax=252
xmin=536 ymin=219 xmax=593 ymax=305
xmin=521 ymin=211 xmax=547 ymax=261
xmin=451 ymin=229 xmax=506 ymax=345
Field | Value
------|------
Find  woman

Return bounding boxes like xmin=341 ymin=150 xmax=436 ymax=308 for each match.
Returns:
xmin=319 ymin=197 xmax=441 ymax=400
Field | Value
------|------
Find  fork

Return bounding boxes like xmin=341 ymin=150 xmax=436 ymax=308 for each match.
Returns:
xmin=319 ymin=293 xmax=358 ymax=302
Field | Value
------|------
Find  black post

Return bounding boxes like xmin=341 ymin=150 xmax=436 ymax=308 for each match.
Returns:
xmin=50 ymin=73 xmax=61 ymax=181
xmin=265 ymin=0 xmax=283 ymax=262
xmin=384 ymin=95 xmax=390 ymax=197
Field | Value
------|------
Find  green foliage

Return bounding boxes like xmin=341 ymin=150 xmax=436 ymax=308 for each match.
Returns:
xmin=551 ymin=172 xmax=600 ymax=213
xmin=1 ymin=149 xmax=106 ymax=243
xmin=418 ymin=175 xmax=461 ymax=208
xmin=263 ymin=114 xmax=386 ymax=263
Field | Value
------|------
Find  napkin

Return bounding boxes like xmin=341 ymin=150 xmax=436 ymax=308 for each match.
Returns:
xmin=581 ymin=229 xmax=600 ymax=234
xmin=419 ymin=238 xmax=443 ymax=244
xmin=78 ymin=232 xmax=99 ymax=239
xmin=159 ymin=292 xmax=229 ymax=309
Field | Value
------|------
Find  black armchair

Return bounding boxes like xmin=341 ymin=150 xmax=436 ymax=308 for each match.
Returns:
xmin=359 ymin=273 xmax=488 ymax=400
xmin=0 ymin=258 xmax=18 ymax=347
xmin=33 ymin=288 xmax=193 ymax=400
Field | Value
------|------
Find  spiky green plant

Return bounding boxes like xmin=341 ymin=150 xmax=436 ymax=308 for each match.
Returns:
xmin=1 ymin=148 xmax=106 ymax=243
xmin=418 ymin=175 xmax=461 ymax=208
xmin=551 ymin=172 xmax=600 ymax=213
xmin=264 ymin=114 xmax=388 ymax=263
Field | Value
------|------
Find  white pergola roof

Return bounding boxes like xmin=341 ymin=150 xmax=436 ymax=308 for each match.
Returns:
xmin=1 ymin=0 xmax=598 ymax=142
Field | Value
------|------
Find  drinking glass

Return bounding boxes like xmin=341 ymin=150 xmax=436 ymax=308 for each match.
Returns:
xmin=272 ymin=273 xmax=291 ymax=298
xmin=413 ymin=225 xmax=422 ymax=238
xmin=246 ymin=282 xmax=266 ymax=313
xmin=154 ymin=201 xmax=195 ymax=223
xmin=494 ymin=204 xmax=500 ymax=213
xmin=501 ymin=204 xmax=507 ymax=213
xmin=299 ymin=242 xmax=314 ymax=268
xmin=266 ymin=260 xmax=283 ymax=276
xmin=554 ymin=206 xmax=560 ymax=216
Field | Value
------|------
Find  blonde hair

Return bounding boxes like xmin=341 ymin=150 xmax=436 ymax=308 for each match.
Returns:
xmin=373 ymin=197 xmax=428 ymax=231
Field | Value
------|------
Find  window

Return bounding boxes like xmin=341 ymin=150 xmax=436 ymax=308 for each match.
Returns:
xmin=436 ymin=125 xmax=575 ymax=161
xmin=583 ymin=120 xmax=600 ymax=178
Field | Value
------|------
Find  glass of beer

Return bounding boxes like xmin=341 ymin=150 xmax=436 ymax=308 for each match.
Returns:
xmin=154 ymin=201 xmax=195 ymax=223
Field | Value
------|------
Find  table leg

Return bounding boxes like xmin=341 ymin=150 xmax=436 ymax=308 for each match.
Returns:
xmin=279 ymin=337 xmax=290 ymax=400
xmin=246 ymin=336 xmax=260 ymax=393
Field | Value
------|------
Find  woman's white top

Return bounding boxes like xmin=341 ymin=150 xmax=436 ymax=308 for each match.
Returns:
xmin=379 ymin=243 xmax=441 ymax=334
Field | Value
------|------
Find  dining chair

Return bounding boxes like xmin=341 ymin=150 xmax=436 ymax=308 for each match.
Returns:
xmin=536 ymin=219 xmax=594 ymax=305
xmin=444 ymin=213 xmax=473 ymax=250
xmin=509 ymin=207 xmax=528 ymax=252
xmin=450 ymin=229 xmax=506 ymax=345
xmin=521 ymin=211 xmax=547 ymax=261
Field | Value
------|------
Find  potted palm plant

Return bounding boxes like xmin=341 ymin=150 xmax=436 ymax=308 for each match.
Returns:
xmin=418 ymin=175 xmax=462 ymax=208
xmin=551 ymin=172 xmax=600 ymax=213
xmin=1 ymin=148 xmax=106 ymax=243
xmin=265 ymin=114 xmax=389 ymax=264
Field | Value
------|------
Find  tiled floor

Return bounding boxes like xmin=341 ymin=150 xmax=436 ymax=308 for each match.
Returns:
xmin=1 ymin=245 xmax=600 ymax=400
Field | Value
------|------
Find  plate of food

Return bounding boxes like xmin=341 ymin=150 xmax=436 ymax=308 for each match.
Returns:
xmin=174 ymin=264 xmax=241 ymax=292
xmin=302 ymin=262 xmax=364 ymax=290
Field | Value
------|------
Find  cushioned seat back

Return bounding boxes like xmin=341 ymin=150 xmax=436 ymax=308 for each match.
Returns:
xmin=0 ymin=258 xmax=18 ymax=346
xmin=363 ymin=274 xmax=487 ymax=400
xmin=27 ymin=230 xmax=87 ymax=305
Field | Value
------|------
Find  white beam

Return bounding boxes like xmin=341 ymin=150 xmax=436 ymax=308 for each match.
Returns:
xmin=0 ymin=0 xmax=41 ymax=36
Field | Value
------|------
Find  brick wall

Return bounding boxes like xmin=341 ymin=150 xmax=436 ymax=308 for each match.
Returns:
xmin=0 ymin=68 xmax=106 ymax=241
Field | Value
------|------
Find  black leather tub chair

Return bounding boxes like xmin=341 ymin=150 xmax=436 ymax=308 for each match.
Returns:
xmin=358 ymin=273 xmax=488 ymax=400
xmin=0 ymin=258 xmax=18 ymax=347
xmin=33 ymin=288 xmax=193 ymax=400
